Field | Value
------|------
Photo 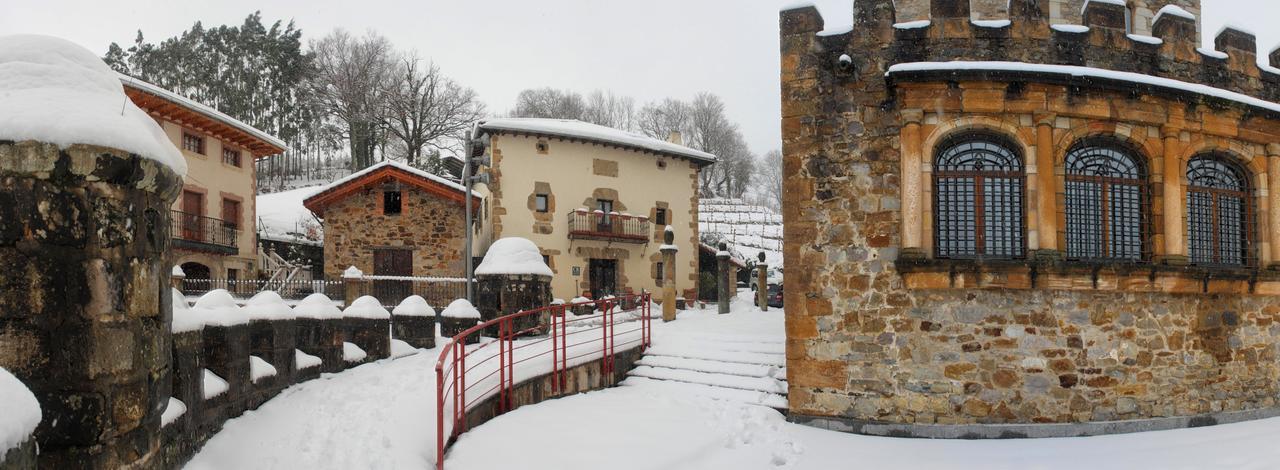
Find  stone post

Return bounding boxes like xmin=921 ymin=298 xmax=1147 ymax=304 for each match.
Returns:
xmin=660 ymin=227 xmax=678 ymax=322
xmin=171 ymin=265 xmax=186 ymax=292
xmin=342 ymin=266 xmax=365 ymax=306
xmin=0 ymin=141 xmax=182 ymax=468
xmin=756 ymin=252 xmax=768 ymax=312
xmin=717 ymin=242 xmax=731 ymax=315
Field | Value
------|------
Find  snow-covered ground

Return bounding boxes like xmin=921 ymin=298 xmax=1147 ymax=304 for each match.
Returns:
xmin=186 ymin=291 xmax=1280 ymax=470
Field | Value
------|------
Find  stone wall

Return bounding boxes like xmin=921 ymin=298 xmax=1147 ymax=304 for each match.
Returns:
xmin=780 ymin=0 xmax=1280 ymax=435
xmin=0 ymin=141 xmax=182 ymax=467
xmin=322 ymin=186 xmax=468 ymax=279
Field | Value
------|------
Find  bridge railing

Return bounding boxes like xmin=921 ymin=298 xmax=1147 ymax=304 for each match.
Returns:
xmin=434 ymin=293 xmax=652 ymax=469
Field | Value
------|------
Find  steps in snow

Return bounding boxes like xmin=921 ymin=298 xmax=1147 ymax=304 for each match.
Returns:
xmin=636 ymin=355 xmax=785 ymax=380
xmin=642 ymin=345 xmax=784 ymax=368
xmin=622 ymin=376 xmax=788 ymax=410
xmin=628 ymin=365 xmax=788 ymax=395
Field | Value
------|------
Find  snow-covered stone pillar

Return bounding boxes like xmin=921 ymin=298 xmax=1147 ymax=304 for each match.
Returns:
xmin=756 ymin=252 xmax=768 ymax=312
xmin=717 ymin=242 xmax=731 ymax=315
xmin=660 ymin=227 xmax=679 ymax=322
xmin=342 ymin=266 xmax=366 ymax=307
xmin=0 ymin=36 xmax=187 ymax=468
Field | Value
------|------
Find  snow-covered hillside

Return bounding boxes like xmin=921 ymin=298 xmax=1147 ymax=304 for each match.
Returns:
xmin=698 ymin=198 xmax=783 ymax=266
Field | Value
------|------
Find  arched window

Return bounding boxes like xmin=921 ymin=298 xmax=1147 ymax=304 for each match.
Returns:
xmin=1186 ymin=155 xmax=1253 ymax=267
xmin=1063 ymin=142 xmax=1147 ymax=261
xmin=933 ymin=133 xmax=1025 ymax=259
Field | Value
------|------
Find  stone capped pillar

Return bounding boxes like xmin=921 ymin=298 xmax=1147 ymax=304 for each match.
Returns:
xmin=0 ymin=141 xmax=182 ymax=468
xmin=716 ymin=242 xmax=731 ymax=315
xmin=474 ymin=238 xmax=553 ymax=336
xmin=660 ymin=227 xmax=678 ymax=322
xmin=755 ymin=252 xmax=768 ymax=312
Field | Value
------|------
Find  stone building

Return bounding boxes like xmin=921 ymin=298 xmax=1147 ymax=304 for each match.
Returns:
xmin=303 ymin=160 xmax=479 ymax=282
xmin=122 ymin=76 xmax=287 ymax=281
xmin=471 ymin=118 xmax=715 ymax=301
xmin=780 ymin=0 xmax=1280 ymax=436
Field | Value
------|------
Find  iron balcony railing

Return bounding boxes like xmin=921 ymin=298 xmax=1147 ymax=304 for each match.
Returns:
xmin=172 ymin=210 xmax=239 ymax=251
xmin=567 ymin=209 xmax=650 ymax=243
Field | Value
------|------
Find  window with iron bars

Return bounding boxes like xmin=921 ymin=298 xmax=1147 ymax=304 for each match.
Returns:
xmin=1186 ymin=154 xmax=1254 ymax=267
xmin=933 ymin=133 xmax=1026 ymax=259
xmin=1062 ymin=142 xmax=1148 ymax=262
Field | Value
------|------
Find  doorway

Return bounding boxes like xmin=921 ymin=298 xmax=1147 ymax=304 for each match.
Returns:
xmin=589 ymin=258 xmax=617 ymax=299
xmin=372 ymin=248 xmax=413 ymax=305
xmin=180 ymin=190 xmax=204 ymax=241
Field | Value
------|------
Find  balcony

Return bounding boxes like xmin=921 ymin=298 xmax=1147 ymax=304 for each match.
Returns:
xmin=172 ymin=210 xmax=239 ymax=254
xmin=567 ymin=209 xmax=650 ymax=243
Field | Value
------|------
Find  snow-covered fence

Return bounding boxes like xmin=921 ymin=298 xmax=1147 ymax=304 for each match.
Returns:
xmin=435 ymin=293 xmax=653 ymax=469
xmin=161 ymin=289 xmax=433 ymax=467
xmin=175 ymin=277 xmax=344 ymax=302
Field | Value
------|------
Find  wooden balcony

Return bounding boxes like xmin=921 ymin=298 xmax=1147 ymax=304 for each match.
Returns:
xmin=567 ymin=210 xmax=650 ymax=243
xmin=172 ymin=210 xmax=239 ymax=254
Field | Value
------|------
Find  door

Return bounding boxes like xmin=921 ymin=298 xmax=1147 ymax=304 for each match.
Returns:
xmin=596 ymin=199 xmax=614 ymax=233
xmin=181 ymin=191 xmax=204 ymax=241
xmin=589 ymin=259 xmax=617 ymax=299
xmin=372 ymin=249 xmax=413 ymax=305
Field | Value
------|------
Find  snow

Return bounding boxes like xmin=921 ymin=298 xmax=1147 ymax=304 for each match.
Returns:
xmin=475 ymin=237 xmax=553 ymax=277
xmin=392 ymin=295 xmax=436 ymax=317
xmin=190 ymin=289 xmax=252 ymax=328
xmin=814 ymin=26 xmax=853 ymax=37
xmin=1081 ymin=0 xmax=1126 ymax=13
xmin=293 ymin=293 xmax=343 ymax=320
xmin=294 ymin=349 xmax=322 ymax=370
xmin=887 ymin=61 xmax=1280 ymax=115
xmin=342 ymin=342 xmax=368 ymax=363
xmin=659 ymin=244 xmax=679 ymax=251
xmin=202 ymin=369 xmax=229 ymax=399
xmin=245 ymin=291 xmax=296 ymax=321
xmin=307 ymin=159 xmax=480 ymax=202
xmin=172 ymin=265 xmax=185 ymax=277
xmin=1153 ymin=4 xmax=1196 ymax=24
xmin=119 ymin=72 xmax=286 ymax=151
xmin=1216 ymin=23 xmax=1256 ymax=39
xmin=390 ymin=339 xmax=419 ymax=359
xmin=441 ymin=299 xmax=481 ymax=319
xmin=250 ymin=356 xmax=278 ymax=383
xmin=1198 ymin=47 xmax=1230 ymax=59
xmin=570 ymin=296 xmax=591 ymax=304
xmin=256 ymin=185 xmax=324 ymax=245
xmin=972 ymin=19 xmax=1011 ymax=28
xmin=0 ymin=35 xmax=187 ymax=175
xmin=478 ymin=118 xmax=717 ymax=163
xmin=837 ymin=54 xmax=852 ymax=66
xmin=171 ymin=287 xmax=204 ymax=333
xmin=0 ymin=367 xmax=40 ymax=452
xmin=343 ymin=295 xmax=391 ymax=320
xmin=160 ymin=397 xmax=186 ymax=428
xmin=1127 ymin=34 xmax=1163 ymax=45
xmin=342 ymin=266 xmax=364 ymax=279
xmin=1051 ymin=24 xmax=1091 ymax=33
xmin=894 ymin=20 xmax=932 ymax=30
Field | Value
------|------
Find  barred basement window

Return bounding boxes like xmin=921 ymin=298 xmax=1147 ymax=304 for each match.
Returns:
xmin=1063 ymin=142 xmax=1147 ymax=261
xmin=1186 ymin=155 xmax=1254 ymax=267
xmin=933 ymin=133 xmax=1025 ymax=259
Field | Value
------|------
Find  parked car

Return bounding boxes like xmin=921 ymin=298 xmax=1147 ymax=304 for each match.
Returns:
xmin=754 ymin=283 xmax=783 ymax=308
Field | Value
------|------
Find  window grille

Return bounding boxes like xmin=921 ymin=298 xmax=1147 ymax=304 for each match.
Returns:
xmin=1063 ymin=143 xmax=1147 ymax=261
xmin=1186 ymin=155 xmax=1254 ymax=267
xmin=933 ymin=133 xmax=1025 ymax=259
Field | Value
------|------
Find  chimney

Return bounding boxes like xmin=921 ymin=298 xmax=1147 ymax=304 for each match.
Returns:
xmin=668 ymin=131 xmax=683 ymax=146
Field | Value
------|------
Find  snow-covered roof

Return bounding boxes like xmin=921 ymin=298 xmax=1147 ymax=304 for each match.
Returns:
xmin=257 ymin=185 xmax=324 ymax=246
xmin=478 ymin=118 xmax=717 ymax=165
xmin=476 ymin=237 xmax=554 ymax=277
xmin=304 ymin=160 xmax=482 ymax=216
xmin=0 ymin=367 xmax=40 ymax=453
xmin=887 ymin=61 xmax=1280 ymax=115
xmin=0 ymin=35 xmax=187 ymax=175
xmin=119 ymin=72 xmax=288 ymax=152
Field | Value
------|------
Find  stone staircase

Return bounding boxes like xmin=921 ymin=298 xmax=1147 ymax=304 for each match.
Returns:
xmin=622 ymin=334 xmax=788 ymax=410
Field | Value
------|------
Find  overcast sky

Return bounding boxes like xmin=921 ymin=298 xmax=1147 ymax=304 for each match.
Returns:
xmin=2 ymin=0 xmax=1276 ymax=157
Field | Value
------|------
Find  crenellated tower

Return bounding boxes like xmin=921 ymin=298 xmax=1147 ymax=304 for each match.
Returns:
xmin=781 ymin=0 xmax=1280 ymax=438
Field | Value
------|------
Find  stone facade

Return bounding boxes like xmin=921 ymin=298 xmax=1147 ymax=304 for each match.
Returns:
xmin=315 ymin=175 xmax=470 ymax=279
xmin=0 ymin=141 xmax=183 ymax=467
xmin=779 ymin=0 xmax=1280 ymax=435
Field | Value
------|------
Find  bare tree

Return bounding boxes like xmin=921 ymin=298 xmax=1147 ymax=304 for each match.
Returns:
xmin=384 ymin=52 xmax=487 ymax=169
xmin=754 ymin=149 xmax=783 ymax=212
xmin=511 ymin=88 xmax=586 ymax=120
xmin=637 ymin=98 xmax=691 ymax=140
xmin=686 ymin=93 xmax=754 ymax=198
xmin=582 ymin=90 xmax=636 ymax=129
xmin=308 ymin=30 xmax=396 ymax=171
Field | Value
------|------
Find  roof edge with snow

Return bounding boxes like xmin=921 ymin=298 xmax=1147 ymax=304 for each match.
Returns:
xmin=119 ymin=73 xmax=288 ymax=155
xmin=477 ymin=118 xmax=717 ymax=166
xmin=303 ymin=160 xmax=482 ymax=216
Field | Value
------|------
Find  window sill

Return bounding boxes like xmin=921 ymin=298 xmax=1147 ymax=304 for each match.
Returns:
xmin=895 ymin=254 xmax=1280 ymax=295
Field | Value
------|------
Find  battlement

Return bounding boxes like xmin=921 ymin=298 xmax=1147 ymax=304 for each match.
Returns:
xmin=781 ymin=0 xmax=1280 ymax=112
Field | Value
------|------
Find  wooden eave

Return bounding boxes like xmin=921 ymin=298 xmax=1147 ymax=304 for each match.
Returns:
xmin=124 ymin=87 xmax=286 ymax=159
xmin=302 ymin=166 xmax=482 ymax=217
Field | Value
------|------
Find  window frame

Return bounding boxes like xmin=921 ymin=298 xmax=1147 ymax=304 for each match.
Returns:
xmin=383 ymin=190 xmax=403 ymax=216
xmin=1061 ymin=140 xmax=1149 ymax=262
xmin=931 ymin=132 xmax=1027 ymax=260
xmin=182 ymin=131 xmax=205 ymax=155
xmin=655 ymin=208 xmax=668 ymax=226
xmin=535 ymin=194 xmax=549 ymax=213
xmin=222 ymin=147 xmax=242 ymax=167
xmin=1185 ymin=154 xmax=1255 ymax=268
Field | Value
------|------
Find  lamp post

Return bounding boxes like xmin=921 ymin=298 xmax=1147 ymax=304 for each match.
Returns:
xmin=463 ymin=127 xmax=490 ymax=303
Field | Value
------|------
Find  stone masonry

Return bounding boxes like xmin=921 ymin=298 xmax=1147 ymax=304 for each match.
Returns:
xmin=779 ymin=0 xmax=1280 ymax=435
xmin=322 ymin=184 xmax=469 ymax=279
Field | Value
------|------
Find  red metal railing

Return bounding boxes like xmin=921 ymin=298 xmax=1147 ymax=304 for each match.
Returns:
xmin=434 ymin=293 xmax=652 ymax=469
xmin=567 ymin=209 xmax=650 ymax=242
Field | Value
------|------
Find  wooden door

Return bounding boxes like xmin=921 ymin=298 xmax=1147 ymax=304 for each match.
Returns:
xmin=596 ymin=199 xmax=614 ymax=233
xmin=373 ymin=249 xmax=413 ymax=305
xmin=181 ymin=191 xmax=204 ymax=240
xmin=589 ymin=259 xmax=617 ymax=299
